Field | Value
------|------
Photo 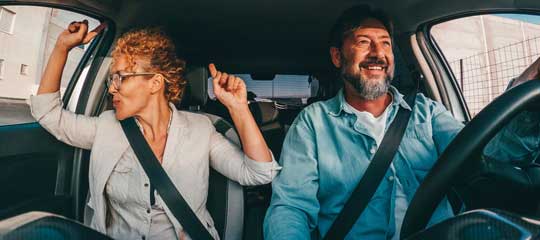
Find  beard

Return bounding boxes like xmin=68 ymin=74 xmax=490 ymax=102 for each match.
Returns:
xmin=340 ymin=56 xmax=392 ymax=100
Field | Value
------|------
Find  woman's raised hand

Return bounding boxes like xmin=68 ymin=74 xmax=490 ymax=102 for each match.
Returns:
xmin=209 ymin=63 xmax=248 ymax=110
xmin=56 ymin=20 xmax=107 ymax=51
xmin=37 ymin=20 xmax=106 ymax=94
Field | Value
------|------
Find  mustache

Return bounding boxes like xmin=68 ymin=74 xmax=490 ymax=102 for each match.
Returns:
xmin=359 ymin=58 xmax=388 ymax=68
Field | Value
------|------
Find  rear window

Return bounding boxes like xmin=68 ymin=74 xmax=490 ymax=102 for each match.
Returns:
xmin=208 ymin=74 xmax=318 ymax=104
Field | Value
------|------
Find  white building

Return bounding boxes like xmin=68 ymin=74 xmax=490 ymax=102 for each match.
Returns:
xmin=0 ymin=6 xmax=99 ymax=100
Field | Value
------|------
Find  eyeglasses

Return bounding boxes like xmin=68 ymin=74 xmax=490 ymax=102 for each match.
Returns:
xmin=106 ymin=72 xmax=157 ymax=90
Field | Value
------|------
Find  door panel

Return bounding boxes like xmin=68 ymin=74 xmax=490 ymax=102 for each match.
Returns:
xmin=0 ymin=123 xmax=74 ymax=219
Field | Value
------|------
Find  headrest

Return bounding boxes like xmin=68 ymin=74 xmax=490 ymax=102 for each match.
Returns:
xmin=180 ymin=66 xmax=209 ymax=109
xmin=250 ymin=102 xmax=279 ymax=126
xmin=258 ymin=102 xmax=280 ymax=124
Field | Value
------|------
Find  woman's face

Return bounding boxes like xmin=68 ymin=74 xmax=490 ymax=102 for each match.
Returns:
xmin=108 ymin=54 xmax=155 ymax=120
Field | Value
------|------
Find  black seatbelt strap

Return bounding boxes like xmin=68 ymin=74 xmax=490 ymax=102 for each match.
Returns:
xmin=150 ymin=184 xmax=156 ymax=206
xmin=214 ymin=118 xmax=232 ymax=136
xmin=120 ymin=117 xmax=214 ymax=240
xmin=323 ymin=91 xmax=416 ymax=240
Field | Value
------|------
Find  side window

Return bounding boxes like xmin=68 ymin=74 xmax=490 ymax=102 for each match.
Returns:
xmin=431 ymin=14 xmax=540 ymax=116
xmin=0 ymin=6 xmax=101 ymax=126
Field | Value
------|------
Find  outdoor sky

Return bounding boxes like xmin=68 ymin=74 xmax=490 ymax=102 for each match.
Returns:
xmin=498 ymin=14 xmax=540 ymax=24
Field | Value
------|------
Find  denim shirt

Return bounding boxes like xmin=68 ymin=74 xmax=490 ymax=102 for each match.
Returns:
xmin=483 ymin=79 xmax=540 ymax=164
xmin=342 ymin=95 xmax=409 ymax=240
xmin=264 ymin=86 xmax=464 ymax=240
xmin=484 ymin=111 xmax=540 ymax=164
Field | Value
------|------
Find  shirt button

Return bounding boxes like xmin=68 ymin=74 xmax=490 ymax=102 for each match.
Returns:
xmin=142 ymin=236 xmax=146 ymax=240
xmin=147 ymin=209 xmax=151 ymax=214
xmin=388 ymin=176 xmax=395 ymax=181
xmin=370 ymin=147 xmax=377 ymax=154
xmin=144 ymin=183 xmax=149 ymax=187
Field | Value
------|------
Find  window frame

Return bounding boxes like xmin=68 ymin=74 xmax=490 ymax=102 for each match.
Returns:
xmin=19 ymin=64 xmax=28 ymax=76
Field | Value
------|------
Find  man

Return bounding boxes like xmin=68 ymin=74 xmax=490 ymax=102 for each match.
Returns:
xmin=264 ymin=5 xmax=540 ymax=240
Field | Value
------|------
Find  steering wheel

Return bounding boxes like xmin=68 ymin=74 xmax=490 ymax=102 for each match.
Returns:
xmin=400 ymin=79 xmax=540 ymax=239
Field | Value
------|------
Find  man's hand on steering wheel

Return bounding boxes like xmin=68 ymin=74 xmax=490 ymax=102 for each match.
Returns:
xmin=513 ymin=57 xmax=540 ymax=87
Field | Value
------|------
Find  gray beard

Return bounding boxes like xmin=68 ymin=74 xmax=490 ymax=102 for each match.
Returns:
xmin=341 ymin=66 xmax=391 ymax=100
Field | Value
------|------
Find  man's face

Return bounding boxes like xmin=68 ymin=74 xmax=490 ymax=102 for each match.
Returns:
xmin=331 ymin=18 xmax=395 ymax=99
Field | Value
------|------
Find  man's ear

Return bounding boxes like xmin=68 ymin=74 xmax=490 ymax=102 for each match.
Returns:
xmin=330 ymin=47 xmax=342 ymax=68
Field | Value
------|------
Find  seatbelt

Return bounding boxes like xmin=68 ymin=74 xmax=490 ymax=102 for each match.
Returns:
xmin=120 ymin=117 xmax=214 ymax=240
xmin=147 ymin=118 xmax=231 ymax=220
xmin=323 ymin=91 xmax=416 ymax=240
xmin=213 ymin=118 xmax=233 ymax=136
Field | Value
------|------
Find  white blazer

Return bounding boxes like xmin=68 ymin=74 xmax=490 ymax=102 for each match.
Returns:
xmin=30 ymin=92 xmax=281 ymax=239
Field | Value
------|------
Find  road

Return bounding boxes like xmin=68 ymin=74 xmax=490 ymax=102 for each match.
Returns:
xmin=0 ymin=98 xmax=35 ymax=126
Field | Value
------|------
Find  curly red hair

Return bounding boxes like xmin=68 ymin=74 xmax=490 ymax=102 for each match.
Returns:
xmin=112 ymin=27 xmax=186 ymax=103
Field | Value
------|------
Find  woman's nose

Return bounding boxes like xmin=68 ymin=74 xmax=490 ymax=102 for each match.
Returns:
xmin=108 ymin=84 xmax=117 ymax=95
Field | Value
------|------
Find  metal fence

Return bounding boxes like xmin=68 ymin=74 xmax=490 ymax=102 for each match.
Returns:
xmin=449 ymin=36 xmax=540 ymax=116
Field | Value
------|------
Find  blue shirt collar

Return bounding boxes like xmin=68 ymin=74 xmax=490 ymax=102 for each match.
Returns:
xmin=327 ymin=86 xmax=412 ymax=117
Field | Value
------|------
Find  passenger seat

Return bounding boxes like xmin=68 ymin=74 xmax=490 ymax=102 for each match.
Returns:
xmin=181 ymin=66 xmax=244 ymax=240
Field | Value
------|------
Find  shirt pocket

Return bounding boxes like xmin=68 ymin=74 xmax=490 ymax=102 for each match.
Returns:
xmin=106 ymin=159 xmax=134 ymax=204
xmin=399 ymin=123 xmax=438 ymax=171
xmin=112 ymin=159 xmax=133 ymax=173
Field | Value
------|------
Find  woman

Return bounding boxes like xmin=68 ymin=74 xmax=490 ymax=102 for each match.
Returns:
xmin=30 ymin=21 xmax=280 ymax=240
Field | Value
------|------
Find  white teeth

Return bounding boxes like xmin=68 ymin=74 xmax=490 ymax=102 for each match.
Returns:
xmin=367 ymin=66 xmax=383 ymax=70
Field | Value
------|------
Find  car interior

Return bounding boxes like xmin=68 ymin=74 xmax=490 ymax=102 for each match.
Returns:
xmin=1 ymin=0 xmax=540 ymax=239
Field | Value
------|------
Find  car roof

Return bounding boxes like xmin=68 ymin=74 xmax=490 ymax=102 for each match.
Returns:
xmin=86 ymin=0 xmax=539 ymax=74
